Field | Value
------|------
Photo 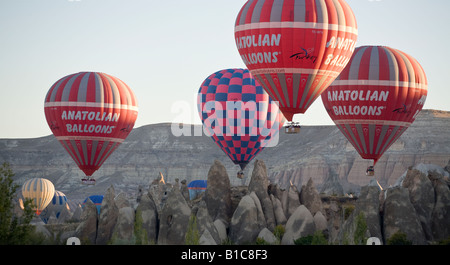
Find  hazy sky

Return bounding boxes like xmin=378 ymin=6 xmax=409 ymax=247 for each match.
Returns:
xmin=0 ymin=0 xmax=448 ymax=138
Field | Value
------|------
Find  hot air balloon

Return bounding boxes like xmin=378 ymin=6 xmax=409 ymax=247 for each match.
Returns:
xmin=187 ymin=180 xmax=207 ymax=200
xmin=44 ymin=72 xmax=138 ymax=185
xmin=82 ymin=195 xmax=104 ymax=214
xmin=21 ymin=178 xmax=55 ymax=216
xmin=40 ymin=190 xmax=69 ymax=224
xmin=198 ymin=68 xmax=285 ymax=178
xmin=321 ymin=46 xmax=428 ymax=175
xmin=235 ymin=0 xmax=358 ymax=127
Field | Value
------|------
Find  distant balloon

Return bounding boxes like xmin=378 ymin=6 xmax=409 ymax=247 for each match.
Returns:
xmin=44 ymin=72 xmax=139 ymax=181
xmin=21 ymin=178 xmax=55 ymax=216
xmin=82 ymin=195 xmax=104 ymax=214
xmin=40 ymin=190 xmax=68 ymax=224
xmin=235 ymin=0 xmax=358 ymax=122
xmin=187 ymin=180 xmax=207 ymax=200
xmin=197 ymin=69 xmax=285 ymax=177
xmin=321 ymin=46 xmax=428 ymax=166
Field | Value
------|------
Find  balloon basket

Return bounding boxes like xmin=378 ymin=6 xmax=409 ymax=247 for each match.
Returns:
xmin=285 ymin=122 xmax=301 ymax=134
xmin=81 ymin=178 xmax=96 ymax=185
xmin=365 ymin=166 xmax=375 ymax=177
xmin=237 ymin=170 xmax=244 ymax=179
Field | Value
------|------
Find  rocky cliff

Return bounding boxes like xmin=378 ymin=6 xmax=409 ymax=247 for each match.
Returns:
xmin=1 ymin=109 xmax=449 ymax=200
xmin=32 ymin=160 xmax=450 ymax=245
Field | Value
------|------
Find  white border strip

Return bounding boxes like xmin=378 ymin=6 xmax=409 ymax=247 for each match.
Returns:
xmin=56 ymin=136 xmax=125 ymax=143
xmin=333 ymin=119 xmax=412 ymax=127
xmin=235 ymin=22 xmax=358 ymax=35
xmin=251 ymin=67 xmax=341 ymax=77
xmin=331 ymin=80 xmax=427 ymax=89
xmin=44 ymin=102 xmax=139 ymax=111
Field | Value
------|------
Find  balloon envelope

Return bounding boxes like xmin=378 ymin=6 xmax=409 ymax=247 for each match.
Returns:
xmin=197 ymin=68 xmax=285 ymax=170
xmin=235 ymin=0 xmax=358 ymax=121
xmin=321 ymin=46 xmax=428 ymax=165
xmin=40 ymin=190 xmax=68 ymax=224
xmin=82 ymin=195 xmax=104 ymax=214
xmin=21 ymin=178 xmax=55 ymax=216
xmin=187 ymin=180 xmax=207 ymax=200
xmin=44 ymin=72 xmax=138 ymax=177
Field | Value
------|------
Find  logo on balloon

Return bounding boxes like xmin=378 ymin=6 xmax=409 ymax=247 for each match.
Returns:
xmin=392 ymin=104 xmax=411 ymax=115
xmin=290 ymin=47 xmax=317 ymax=64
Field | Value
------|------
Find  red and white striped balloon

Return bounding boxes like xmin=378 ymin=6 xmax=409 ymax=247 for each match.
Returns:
xmin=321 ymin=46 xmax=428 ymax=165
xmin=235 ymin=0 xmax=358 ymax=121
xmin=44 ymin=72 xmax=138 ymax=177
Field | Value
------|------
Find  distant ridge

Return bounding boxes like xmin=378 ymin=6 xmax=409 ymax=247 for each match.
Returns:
xmin=1 ymin=109 xmax=449 ymax=200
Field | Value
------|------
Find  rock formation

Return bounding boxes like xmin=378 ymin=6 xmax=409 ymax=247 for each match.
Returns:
xmin=248 ymin=160 xmax=276 ymax=231
xmin=157 ymin=187 xmax=191 ymax=245
xmin=428 ymin=171 xmax=450 ymax=241
xmin=204 ymin=160 xmax=232 ymax=225
xmin=18 ymin=160 xmax=450 ymax=245
xmin=283 ymin=184 xmax=301 ymax=219
xmin=229 ymin=192 xmax=266 ymax=244
xmin=383 ymin=186 xmax=426 ymax=245
xmin=135 ymin=193 xmax=158 ymax=244
xmin=96 ymin=185 xmax=118 ymax=245
xmin=401 ymin=169 xmax=435 ymax=240
xmin=270 ymin=194 xmax=287 ymax=226
xmin=74 ymin=199 xmax=98 ymax=244
xmin=281 ymin=205 xmax=315 ymax=245
xmin=112 ymin=206 xmax=135 ymax=243
xmin=258 ymin=228 xmax=278 ymax=244
xmin=335 ymin=185 xmax=381 ymax=245
xmin=194 ymin=200 xmax=221 ymax=245
xmin=300 ymin=178 xmax=324 ymax=215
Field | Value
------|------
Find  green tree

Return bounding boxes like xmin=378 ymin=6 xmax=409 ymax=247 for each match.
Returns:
xmin=185 ymin=214 xmax=200 ymax=245
xmin=294 ymin=231 xmax=328 ymax=245
xmin=0 ymin=162 xmax=35 ymax=245
xmin=354 ymin=212 xmax=368 ymax=245
xmin=387 ymin=231 xmax=412 ymax=245
xmin=273 ymin=224 xmax=285 ymax=244
xmin=311 ymin=230 xmax=328 ymax=245
xmin=134 ymin=209 xmax=149 ymax=245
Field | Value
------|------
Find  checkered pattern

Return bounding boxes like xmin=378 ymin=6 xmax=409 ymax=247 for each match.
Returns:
xmin=198 ymin=69 xmax=285 ymax=170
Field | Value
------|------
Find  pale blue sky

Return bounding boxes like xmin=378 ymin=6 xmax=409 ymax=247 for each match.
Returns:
xmin=0 ymin=0 xmax=448 ymax=138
